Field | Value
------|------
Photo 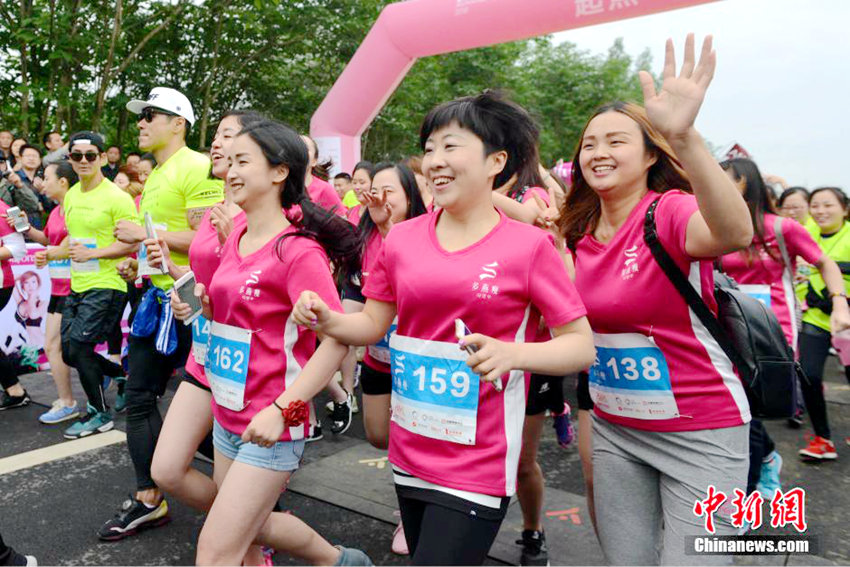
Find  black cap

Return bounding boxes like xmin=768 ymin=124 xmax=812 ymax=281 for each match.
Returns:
xmin=69 ymin=131 xmax=106 ymax=152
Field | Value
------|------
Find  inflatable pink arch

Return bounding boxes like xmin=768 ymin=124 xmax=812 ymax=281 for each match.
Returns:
xmin=311 ymin=0 xmax=717 ymax=174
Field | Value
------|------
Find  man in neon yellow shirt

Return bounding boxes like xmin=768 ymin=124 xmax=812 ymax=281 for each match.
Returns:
xmin=103 ymin=87 xmax=223 ymax=541
xmin=61 ymin=131 xmax=137 ymax=440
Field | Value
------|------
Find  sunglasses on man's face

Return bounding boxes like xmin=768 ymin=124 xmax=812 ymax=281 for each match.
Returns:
xmin=139 ymin=107 xmax=177 ymax=123
xmin=69 ymin=151 xmax=100 ymax=163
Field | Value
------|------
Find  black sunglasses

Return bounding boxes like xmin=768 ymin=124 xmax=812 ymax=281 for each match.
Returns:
xmin=139 ymin=107 xmax=178 ymax=123
xmin=69 ymin=151 xmax=100 ymax=163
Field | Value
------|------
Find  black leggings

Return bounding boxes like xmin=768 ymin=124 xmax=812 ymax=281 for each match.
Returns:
xmin=0 ymin=529 xmax=13 ymax=566
xmin=0 ymin=288 xmax=20 ymax=391
xmin=126 ymin=323 xmax=192 ymax=491
xmin=396 ymin=489 xmax=505 ymax=565
xmin=798 ymin=323 xmax=835 ymax=439
xmin=61 ymin=339 xmax=124 ymax=413
xmin=747 ymin=420 xmax=776 ymax=494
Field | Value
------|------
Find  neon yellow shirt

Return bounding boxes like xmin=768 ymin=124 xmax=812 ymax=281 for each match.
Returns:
xmin=64 ymin=178 xmax=138 ymax=293
xmin=138 ymin=146 xmax=223 ymax=290
xmin=342 ymin=190 xmax=360 ymax=208
xmin=802 ymin=221 xmax=850 ymax=332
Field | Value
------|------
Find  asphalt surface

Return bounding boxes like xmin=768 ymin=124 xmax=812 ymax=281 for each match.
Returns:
xmin=1 ymin=360 xmax=848 ymax=566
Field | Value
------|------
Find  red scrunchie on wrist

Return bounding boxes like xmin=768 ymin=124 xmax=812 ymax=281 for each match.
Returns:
xmin=274 ymin=400 xmax=309 ymax=427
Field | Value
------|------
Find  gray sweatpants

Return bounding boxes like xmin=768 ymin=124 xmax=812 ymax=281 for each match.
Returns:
xmin=592 ymin=414 xmax=749 ymax=566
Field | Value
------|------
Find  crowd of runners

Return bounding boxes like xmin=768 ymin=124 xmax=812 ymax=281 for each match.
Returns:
xmin=0 ymin=34 xmax=848 ymax=566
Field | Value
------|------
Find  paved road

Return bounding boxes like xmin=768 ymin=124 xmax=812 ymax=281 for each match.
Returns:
xmin=1 ymin=360 xmax=848 ymax=566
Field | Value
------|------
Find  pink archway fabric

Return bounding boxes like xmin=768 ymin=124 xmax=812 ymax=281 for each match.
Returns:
xmin=311 ymin=0 xmax=718 ymax=174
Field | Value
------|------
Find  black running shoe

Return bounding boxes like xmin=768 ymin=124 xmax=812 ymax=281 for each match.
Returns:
xmin=97 ymin=496 xmax=170 ymax=541
xmin=516 ymin=529 xmax=549 ymax=566
xmin=329 ymin=391 xmax=353 ymax=435
xmin=2 ymin=545 xmax=37 ymax=566
xmin=306 ymin=424 xmax=324 ymax=443
xmin=0 ymin=390 xmax=31 ymax=411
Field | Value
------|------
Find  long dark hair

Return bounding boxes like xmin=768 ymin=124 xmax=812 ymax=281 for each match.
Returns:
xmin=238 ymin=119 xmax=361 ymax=283
xmin=777 ymin=186 xmax=808 ymax=209
xmin=419 ymin=90 xmax=540 ymax=190
xmin=358 ymin=162 xmax=428 ymax=238
xmin=559 ymin=101 xmax=691 ymax=250
xmin=720 ymin=158 xmax=777 ymax=264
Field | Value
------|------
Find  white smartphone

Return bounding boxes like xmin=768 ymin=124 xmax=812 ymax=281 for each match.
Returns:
xmin=7 ymin=206 xmax=30 ymax=233
xmin=173 ymin=271 xmax=203 ymax=325
xmin=144 ymin=212 xmax=168 ymax=275
xmin=455 ymin=318 xmax=503 ymax=392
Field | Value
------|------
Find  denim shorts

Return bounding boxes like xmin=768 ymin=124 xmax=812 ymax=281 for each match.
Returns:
xmin=212 ymin=419 xmax=305 ymax=472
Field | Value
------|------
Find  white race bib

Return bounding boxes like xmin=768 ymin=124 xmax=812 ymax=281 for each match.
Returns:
xmin=205 ymin=321 xmax=251 ymax=412
xmin=389 ymin=333 xmax=479 ymax=445
xmin=48 ymin=258 xmax=72 ymax=279
xmin=70 ymin=238 xmax=99 ymax=273
xmin=588 ymin=332 xmax=679 ymax=420
xmin=739 ymin=284 xmax=772 ymax=308
xmin=192 ymin=315 xmax=211 ymax=366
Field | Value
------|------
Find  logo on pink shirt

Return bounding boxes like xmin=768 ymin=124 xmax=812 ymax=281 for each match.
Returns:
xmin=621 ymin=245 xmax=640 ymax=280
xmin=472 ymin=261 xmax=500 ymax=300
xmin=238 ymin=270 xmax=263 ymax=301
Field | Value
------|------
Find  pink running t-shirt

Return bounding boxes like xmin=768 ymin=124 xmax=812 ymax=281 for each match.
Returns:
xmin=43 ymin=206 xmax=71 ymax=296
xmin=574 ymin=190 xmax=751 ymax=432
xmin=361 ymin=230 xmax=393 ymax=373
xmin=721 ymin=214 xmax=822 ymax=350
xmin=307 ymin=177 xmax=345 ymax=217
xmin=363 ymin=209 xmax=586 ymax=496
xmin=208 ymin=225 xmax=342 ymax=440
xmin=346 ymin=204 xmax=363 ymax=226
xmin=183 ymin=206 xmax=247 ymax=386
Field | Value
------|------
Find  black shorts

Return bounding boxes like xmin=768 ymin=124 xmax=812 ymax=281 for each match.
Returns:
xmin=576 ymin=371 xmax=594 ymax=411
xmin=48 ymin=294 xmax=67 ymax=314
xmin=525 ymin=373 xmax=566 ymax=416
xmin=182 ymin=368 xmax=211 ymax=393
xmin=340 ymin=276 xmax=366 ymax=304
xmin=60 ymin=289 xmax=127 ymax=344
xmin=360 ymin=361 xmax=392 ymax=396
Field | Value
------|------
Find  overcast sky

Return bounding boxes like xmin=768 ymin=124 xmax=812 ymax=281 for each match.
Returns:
xmin=552 ymin=0 xmax=849 ymax=191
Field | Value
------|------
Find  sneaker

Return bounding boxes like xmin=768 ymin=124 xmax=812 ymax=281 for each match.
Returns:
xmin=553 ymin=402 xmax=575 ymax=448
xmin=114 ymin=380 xmax=127 ymax=413
xmin=39 ymin=400 xmax=80 ymax=424
xmin=3 ymin=546 xmax=37 ymax=566
xmin=329 ymin=392 xmax=353 ymax=435
xmin=97 ymin=496 xmax=170 ymax=541
xmin=306 ymin=424 xmax=323 ymax=443
xmin=787 ymin=409 xmax=804 ymax=429
xmin=515 ymin=529 xmax=549 ymax=566
xmin=799 ymin=435 xmax=838 ymax=460
xmin=0 ymin=390 xmax=31 ymax=411
xmin=63 ymin=411 xmax=114 ymax=439
xmin=756 ymin=451 xmax=783 ymax=501
xmin=326 ymin=393 xmax=359 ymax=414
xmin=391 ymin=520 xmax=408 ymax=555
xmin=333 ymin=546 xmax=373 ymax=566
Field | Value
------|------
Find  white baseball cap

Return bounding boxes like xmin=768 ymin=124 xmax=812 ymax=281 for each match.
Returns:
xmin=126 ymin=87 xmax=196 ymax=126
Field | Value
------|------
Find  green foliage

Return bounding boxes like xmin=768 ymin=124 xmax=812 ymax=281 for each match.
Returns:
xmin=0 ymin=0 xmax=653 ymax=166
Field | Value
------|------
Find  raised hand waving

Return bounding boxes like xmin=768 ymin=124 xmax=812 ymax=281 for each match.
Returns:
xmin=638 ymin=34 xmax=716 ymax=143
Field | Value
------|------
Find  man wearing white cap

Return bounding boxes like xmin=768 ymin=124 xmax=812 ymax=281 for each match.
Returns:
xmin=102 ymin=87 xmax=223 ymax=541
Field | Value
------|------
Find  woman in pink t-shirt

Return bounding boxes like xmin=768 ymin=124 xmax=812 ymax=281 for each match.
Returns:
xmin=345 ymin=161 xmax=373 ymax=226
xmin=561 ymin=36 xmax=758 ymax=564
xmin=294 ymin=91 xmax=594 ymax=565
xmin=12 ymin=161 xmax=78 ymax=423
xmin=718 ymin=158 xmax=848 ymax=505
xmin=185 ymin=119 xmax=370 ymax=566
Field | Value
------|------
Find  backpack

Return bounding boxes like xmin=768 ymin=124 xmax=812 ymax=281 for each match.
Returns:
xmin=643 ymin=199 xmax=805 ymax=419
